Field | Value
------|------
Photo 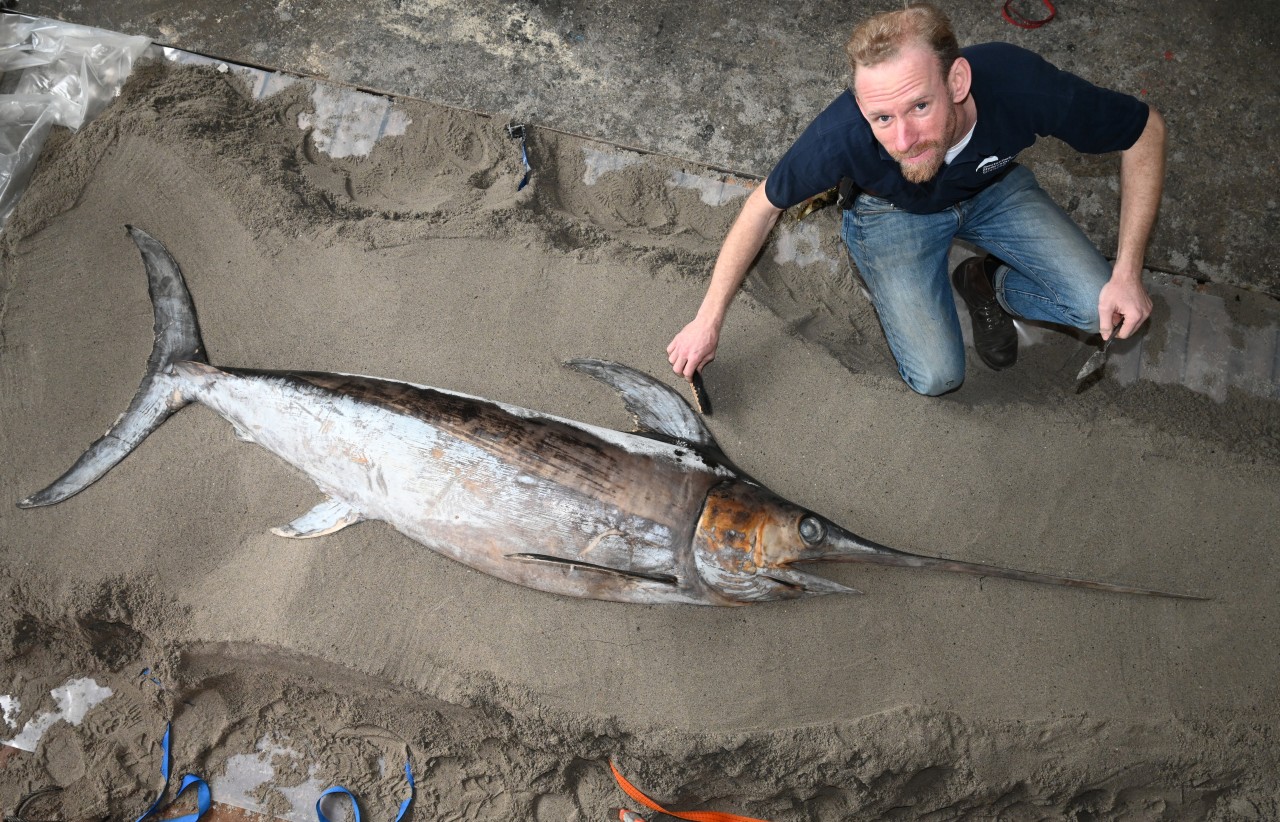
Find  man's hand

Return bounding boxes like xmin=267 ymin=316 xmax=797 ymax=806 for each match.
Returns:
xmin=664 ymin=183 xmax=783 ymax=381
xmin=667 ymin=317 xmax=719 ymax=380
xmin=1097 ymin=270 xmax=1152 ymax=339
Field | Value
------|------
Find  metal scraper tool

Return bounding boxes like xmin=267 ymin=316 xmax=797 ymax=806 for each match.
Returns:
xmin=1076 ymin=321 xmax=1124 ymax=382
xmin=689 ymin=370 xmax=712 ymax=415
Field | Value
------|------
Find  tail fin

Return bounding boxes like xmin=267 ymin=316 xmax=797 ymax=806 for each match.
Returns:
xmin=18 ymin=226 xmax=208 ymax=508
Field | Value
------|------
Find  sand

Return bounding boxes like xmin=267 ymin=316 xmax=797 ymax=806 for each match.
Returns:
xmin=1 ymin=61 xmax=1277 ymax=819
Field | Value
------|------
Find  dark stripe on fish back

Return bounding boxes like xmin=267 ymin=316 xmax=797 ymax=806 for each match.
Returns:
xmin=221 ymin=369 xmax=702 ymax=505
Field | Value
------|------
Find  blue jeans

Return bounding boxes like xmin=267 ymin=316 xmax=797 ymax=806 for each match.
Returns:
xmin=840 ymin=164 xmax=1110 ymax=395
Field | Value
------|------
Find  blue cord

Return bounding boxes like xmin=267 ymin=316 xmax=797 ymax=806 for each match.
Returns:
xmin=133 ymin=725 xmax=211 ymax=822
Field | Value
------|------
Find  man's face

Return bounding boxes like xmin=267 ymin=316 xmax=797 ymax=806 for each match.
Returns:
xmin=854 ymin=45 xmax=962 ymax=184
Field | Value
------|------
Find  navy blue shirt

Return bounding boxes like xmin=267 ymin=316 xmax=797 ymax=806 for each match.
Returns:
xmin=764 ymin=42 xmax=1150 ymax=214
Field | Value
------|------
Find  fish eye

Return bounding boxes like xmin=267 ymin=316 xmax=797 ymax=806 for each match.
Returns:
xmin=798 ymin=516 xmax=826 ymax=545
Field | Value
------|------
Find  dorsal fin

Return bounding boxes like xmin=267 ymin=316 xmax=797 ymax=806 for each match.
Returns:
xmin=564 ymin=358 xmax=716 ymax=447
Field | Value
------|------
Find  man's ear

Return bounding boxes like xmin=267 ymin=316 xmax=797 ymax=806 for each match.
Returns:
xmin=948 ymin=57 xmax=972 ymax=103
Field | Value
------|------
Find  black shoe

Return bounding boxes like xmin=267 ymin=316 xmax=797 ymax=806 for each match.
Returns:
xmin=951 ymin=255 xmax=1018 ymax=370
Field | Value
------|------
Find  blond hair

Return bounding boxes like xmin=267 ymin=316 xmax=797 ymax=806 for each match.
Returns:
xmin=846 ymin=3 xmax=961 ymax=83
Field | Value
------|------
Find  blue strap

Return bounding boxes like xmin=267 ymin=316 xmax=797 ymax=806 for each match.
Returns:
xmin=508 ymin=123 xmax=532 ymax=190
xmin=517 ymin=135 xmax=531 ymax=190
xmin=316 ymin=759 xmax=415 ymax=822
xmin=394 ymin=759 xmax=415 ymax=822
xmin=166 ymin=775 xmax=213 ymax=822
xmin=134 ymin=724 xmax=172 ymax=822
xmin=316 ymin=786 xmax=362 ymax=822
xmin=135 ymin=723 xmax=410 ymax=822
xmin=134 ymin=727 xmax=212 ymax=822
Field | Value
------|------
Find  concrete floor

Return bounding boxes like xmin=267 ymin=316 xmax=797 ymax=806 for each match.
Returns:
xmin=17 ymin=0 xmax=1280 ymax=298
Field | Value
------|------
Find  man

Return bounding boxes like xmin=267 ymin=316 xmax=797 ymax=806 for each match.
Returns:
xmin=667 ymin=3 xmax=1165 ymax=396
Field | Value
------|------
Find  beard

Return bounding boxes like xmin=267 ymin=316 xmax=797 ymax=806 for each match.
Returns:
xmin=891 ymin=104 xmax=958 ymax=184
xmin=893 ymin=142 xmax=946 ymax=183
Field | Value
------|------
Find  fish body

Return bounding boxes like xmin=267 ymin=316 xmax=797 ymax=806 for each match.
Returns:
xmin=19 ymin=227 xmax=1203 ymax=604
xmin=177 ymin=362 xmax=728 ymax=603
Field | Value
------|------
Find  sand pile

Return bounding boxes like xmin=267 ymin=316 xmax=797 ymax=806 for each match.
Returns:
xmin=2 ymin=61 xmax=1277 ymax=819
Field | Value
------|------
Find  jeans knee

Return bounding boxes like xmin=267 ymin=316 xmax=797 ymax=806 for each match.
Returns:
xmin=901 ymin=366 xmax=963 ymax=397
xmin=1076 ymin=309 xmax=1102 ymax=333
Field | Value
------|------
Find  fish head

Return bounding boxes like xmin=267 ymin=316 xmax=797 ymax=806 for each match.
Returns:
xmin=691 ymin=480 xmax=879 ymax=603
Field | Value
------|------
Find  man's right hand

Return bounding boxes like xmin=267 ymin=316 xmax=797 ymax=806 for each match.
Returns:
xmin=667 ymin=318 xmax=719 ymax=380
xmin=664 ymin=181 xmax=784 ymax=382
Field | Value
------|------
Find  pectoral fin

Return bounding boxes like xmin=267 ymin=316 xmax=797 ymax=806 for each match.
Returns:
xmin=271 ymin=498 xmax=364 ymax=539
xmin=507 ymin=552 xmax=678 ymax=585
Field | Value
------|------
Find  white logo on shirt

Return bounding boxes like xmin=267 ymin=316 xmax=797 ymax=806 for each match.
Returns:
xmin=976 ymin=155 xmax=1002 ymax=172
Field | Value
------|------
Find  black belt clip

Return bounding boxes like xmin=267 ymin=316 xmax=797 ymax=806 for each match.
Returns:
xmin=836 ymin=176 xmax=861 ymax=210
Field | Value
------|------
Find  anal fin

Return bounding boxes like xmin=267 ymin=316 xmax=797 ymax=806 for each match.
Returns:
xmin=272 ymin=498 xmax=364 ymax=539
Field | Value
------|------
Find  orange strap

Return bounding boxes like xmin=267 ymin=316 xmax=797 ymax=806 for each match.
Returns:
xmin=610 ymin=760 xmax=771 ymax=822
xmin=1001 ymin=0 xmax=1055 ymax=29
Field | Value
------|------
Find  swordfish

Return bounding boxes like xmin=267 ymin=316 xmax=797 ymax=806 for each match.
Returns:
xmin=20 ymin=227 xmax=1200 ymax=604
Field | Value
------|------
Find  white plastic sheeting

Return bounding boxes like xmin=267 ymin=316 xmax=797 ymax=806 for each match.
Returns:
xmin=1 ymin=677 xmax=113 ymax=753
xmin=0 ymin=15 xmax=149 ymax=229
xmin=162 ymin=45 xmax=411 ymax=160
